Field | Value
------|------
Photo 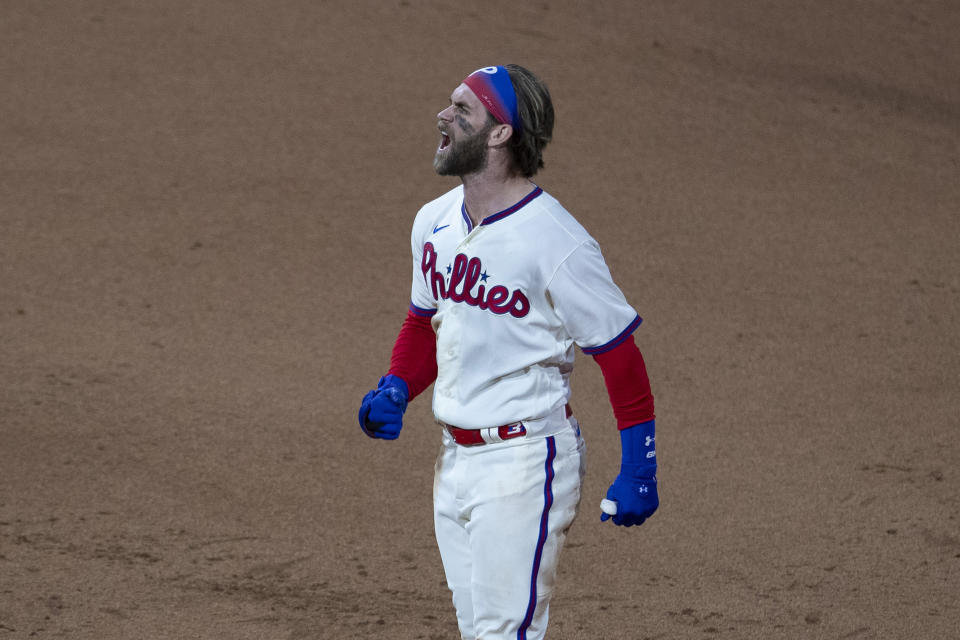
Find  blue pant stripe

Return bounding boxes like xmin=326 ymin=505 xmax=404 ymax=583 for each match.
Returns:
xmin=517 ymin=436 xmax=557 ymax=639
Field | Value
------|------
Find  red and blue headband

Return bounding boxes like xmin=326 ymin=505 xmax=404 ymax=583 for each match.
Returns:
xmin=463 ymin=66 xmax=521 ymax=132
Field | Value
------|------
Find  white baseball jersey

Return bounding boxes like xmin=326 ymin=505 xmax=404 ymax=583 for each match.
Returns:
xmin=409 ymin=184 xmax=641 ymax=429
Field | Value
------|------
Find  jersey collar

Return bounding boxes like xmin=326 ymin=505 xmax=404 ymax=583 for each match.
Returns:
xmin=461 ymin=186 xmax=543 ymax=232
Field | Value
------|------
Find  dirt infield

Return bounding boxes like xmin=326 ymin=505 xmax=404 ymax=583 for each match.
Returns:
xmin=2 ymin=2 xmax=958 ymax=638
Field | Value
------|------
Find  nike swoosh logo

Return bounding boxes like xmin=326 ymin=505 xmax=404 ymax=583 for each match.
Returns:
xmin=433 ymin=224 xmax=450 ymax=234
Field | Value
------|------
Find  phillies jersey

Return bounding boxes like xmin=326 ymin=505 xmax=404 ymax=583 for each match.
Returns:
xmin=409 ymin=184 xmax=641 ymax=429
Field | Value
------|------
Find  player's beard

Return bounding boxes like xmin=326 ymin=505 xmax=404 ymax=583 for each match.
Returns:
xmin=433 ymin=121 xmax=494 ymax=177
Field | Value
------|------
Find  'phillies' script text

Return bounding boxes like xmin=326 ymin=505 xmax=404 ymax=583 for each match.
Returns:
xmin=421 ymin=242 xmax=530 ymax=318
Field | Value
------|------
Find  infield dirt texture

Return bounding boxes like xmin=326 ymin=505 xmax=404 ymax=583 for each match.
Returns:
xmin=2 ymin=2 xmax=958 ymax=639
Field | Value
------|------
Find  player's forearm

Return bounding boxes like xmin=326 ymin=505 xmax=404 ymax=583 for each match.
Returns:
xmin=592 ymin=334 xmax=655 ymax=429
xmin=387 ymin=308 xmax=438 ymax=401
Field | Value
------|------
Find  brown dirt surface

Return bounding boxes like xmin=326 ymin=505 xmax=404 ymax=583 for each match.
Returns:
xmin=2 ymin=1 xmax=958 ymax=639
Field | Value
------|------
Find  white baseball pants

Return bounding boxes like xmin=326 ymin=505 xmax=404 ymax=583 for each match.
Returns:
xmin=433 ymin=418 xmax=586 ymax=640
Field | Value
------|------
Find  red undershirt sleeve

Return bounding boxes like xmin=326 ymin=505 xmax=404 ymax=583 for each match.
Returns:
xmin=387 ymin=309 xmax=438 ymax=401
xmin=591 ymin=334 xmax=655 ymax=430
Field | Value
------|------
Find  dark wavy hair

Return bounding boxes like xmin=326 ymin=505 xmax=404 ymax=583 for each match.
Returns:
xmin=504 ymin=64 xmax=555 ymax=178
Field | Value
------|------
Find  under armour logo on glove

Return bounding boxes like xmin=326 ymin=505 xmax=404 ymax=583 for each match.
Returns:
xmin=601 ymin=470 xmax=658 ymax=527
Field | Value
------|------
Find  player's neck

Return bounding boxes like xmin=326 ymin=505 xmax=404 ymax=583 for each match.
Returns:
xmin=460 ymin=170 xmax=533 ymax=228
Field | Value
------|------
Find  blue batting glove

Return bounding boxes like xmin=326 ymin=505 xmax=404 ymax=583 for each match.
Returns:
xmin=601 ymin=419 xmax=658 ymax=527
xmin=358 ymin=375 xmax=409 ymax=440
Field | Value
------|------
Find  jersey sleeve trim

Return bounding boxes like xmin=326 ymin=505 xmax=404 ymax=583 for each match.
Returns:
xmin=580 ymin=314 xmax=643 ymax=355
xmin=409 ymin=302 xmax=438 ymax=318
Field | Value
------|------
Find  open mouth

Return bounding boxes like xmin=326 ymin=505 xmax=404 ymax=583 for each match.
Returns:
xmin=438 ymin=129 xmax=451 ymax=151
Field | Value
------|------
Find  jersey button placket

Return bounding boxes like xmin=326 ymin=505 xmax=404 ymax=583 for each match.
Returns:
xmin=438 ymin=313 xmax=461 ymax=398
xmin=446 ymin=314 xmax=459 ymax=359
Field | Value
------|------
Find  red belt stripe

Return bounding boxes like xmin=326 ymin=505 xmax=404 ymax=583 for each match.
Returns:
xmin=444 ymin=405 xmax=572 ymax=447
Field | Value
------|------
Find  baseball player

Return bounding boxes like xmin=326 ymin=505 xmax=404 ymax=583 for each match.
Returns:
xmin=358 ymin=64 xmax=658 ymax=640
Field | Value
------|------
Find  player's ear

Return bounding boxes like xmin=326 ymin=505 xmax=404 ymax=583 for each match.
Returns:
xmin=487 ymin=123 xmax=515 ymax=147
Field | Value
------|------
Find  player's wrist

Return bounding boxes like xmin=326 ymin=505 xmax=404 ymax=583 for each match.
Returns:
xmin=619 ymin=419 xmax=656 ymax=475
xmin=619 ymin=462 xmax=657 ymax=480
xmin=379 ymin=374 xmax=410 ymax=401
